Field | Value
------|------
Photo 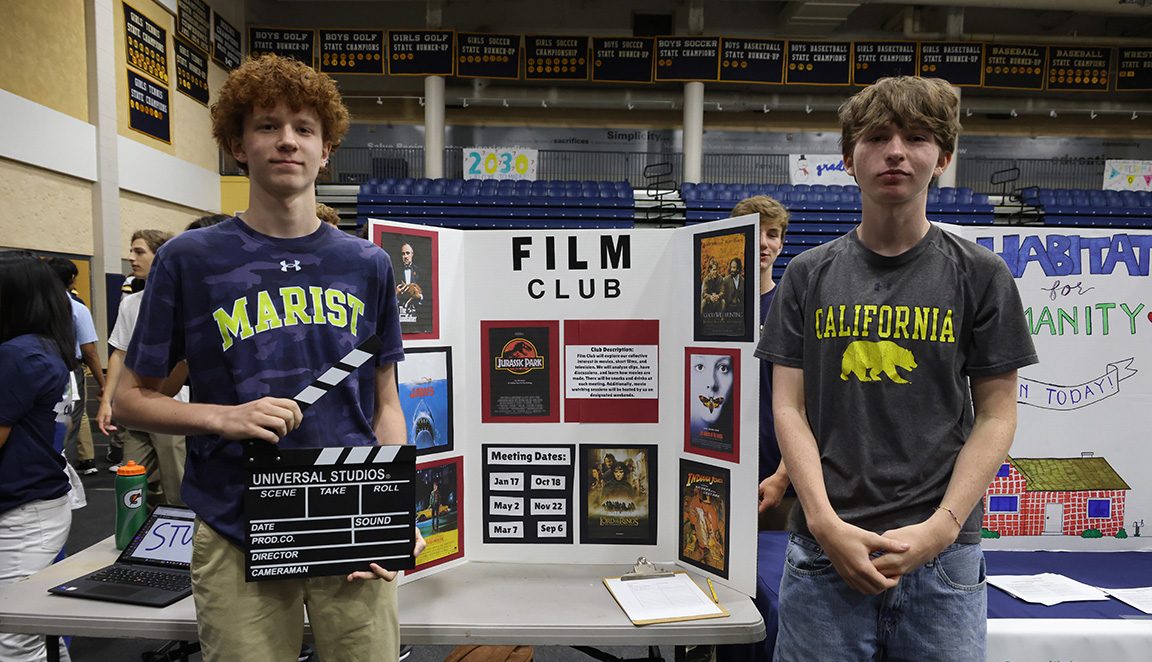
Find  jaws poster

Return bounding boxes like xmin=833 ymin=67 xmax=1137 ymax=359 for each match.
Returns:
xmin=397 ymin=347 xmax=453 ymax=456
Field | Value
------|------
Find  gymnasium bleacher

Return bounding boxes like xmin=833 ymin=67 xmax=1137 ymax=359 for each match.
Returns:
xmin=356 ymin=177 xmax=635 ymax=229
xmin=1016 ymin=187 xmax=1152 ymax=228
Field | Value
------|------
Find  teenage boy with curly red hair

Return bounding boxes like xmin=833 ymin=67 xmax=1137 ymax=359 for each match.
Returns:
xmin=115 ymin=54 xmax=423 ymax=662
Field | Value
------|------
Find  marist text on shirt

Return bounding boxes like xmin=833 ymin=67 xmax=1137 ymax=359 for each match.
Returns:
xmin=212 ymin=286 xmax=367 ymax=351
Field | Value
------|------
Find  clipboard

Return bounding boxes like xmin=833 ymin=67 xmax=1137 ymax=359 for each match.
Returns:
xmin=603 ymin=558 xmax=730 ymax=626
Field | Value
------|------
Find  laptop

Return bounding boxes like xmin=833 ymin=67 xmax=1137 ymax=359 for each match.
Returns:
xmin=49 ymin=505 xmax=195 ymax=607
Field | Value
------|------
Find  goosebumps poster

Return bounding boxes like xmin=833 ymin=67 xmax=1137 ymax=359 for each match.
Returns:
xmin=693 ymin=227 xmax=754 ymax=342
xmin=580 ymin=445 xmax=657 ymax=545
xmin=412 ymin=456 xmax=463 ymax=572
xmin=679 ymin=459 xmax=730 ymax=578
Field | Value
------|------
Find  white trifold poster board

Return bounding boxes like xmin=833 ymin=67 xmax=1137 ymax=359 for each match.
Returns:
xmin=372 ymin=215 xmax=762 ymax=596
xmin=963 ymin=226 xmax=1151 ymax=552
xmin=375 ymin=218 xmax=1151 ymax=601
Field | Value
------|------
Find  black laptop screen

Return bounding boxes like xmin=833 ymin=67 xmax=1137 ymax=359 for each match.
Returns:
xmin=121 ymin=506 xmax=195 ymax=569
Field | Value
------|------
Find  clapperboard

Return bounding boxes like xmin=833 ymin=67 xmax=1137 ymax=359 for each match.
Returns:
xmin=244 ymin=336 xmax=416 ymax=581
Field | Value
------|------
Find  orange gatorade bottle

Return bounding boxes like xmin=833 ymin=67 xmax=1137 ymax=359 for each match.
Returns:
xmin=115 ymin=461 xmax=148 ymax=549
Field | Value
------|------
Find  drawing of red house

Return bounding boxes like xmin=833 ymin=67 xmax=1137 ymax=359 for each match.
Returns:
xmin=983 ymin=454 xmax=1131 ymax=537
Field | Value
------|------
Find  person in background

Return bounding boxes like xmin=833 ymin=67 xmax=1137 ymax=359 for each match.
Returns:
xmin=316 ymin=203 xmax=341 ymax=227
xmin=97 ymin=229 xmax=184 ymax=509
xmin=44 ymin=256 xmax=106 ymax=477
xmin=731 ymin=195 xmax=794 ymax=530
xmin=760 ymin=76 xmax=1037 ymax=660
xmin=0 ymin=251 xmax=77 ymax=661
xmin=113 ymin=54 xmax=423 ymax=662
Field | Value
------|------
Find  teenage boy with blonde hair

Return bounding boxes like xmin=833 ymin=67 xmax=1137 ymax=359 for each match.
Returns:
xmin=115 ymin=55 xmax=422 ymax=662
xmin=730 ymin=196 xmax=794 ymax=529
xmin=759 ymin=77 xmax=1036 ymax=660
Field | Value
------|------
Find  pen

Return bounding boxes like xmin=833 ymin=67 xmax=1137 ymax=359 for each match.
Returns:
xmin=707 ymin=578 xmax=719 ymax=604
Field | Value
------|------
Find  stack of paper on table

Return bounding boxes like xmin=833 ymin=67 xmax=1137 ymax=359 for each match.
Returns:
xmin=1102 ymin=587 xmax=1152 ymax=615
xmin=987 ymin=573 xmax=1111 ymax=606
xmin=603 ymin=572 xmax=729 ymax=625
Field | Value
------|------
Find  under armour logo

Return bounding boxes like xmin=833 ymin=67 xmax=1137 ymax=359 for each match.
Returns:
xmin=280 ymin=260 xmax=301 ymax=272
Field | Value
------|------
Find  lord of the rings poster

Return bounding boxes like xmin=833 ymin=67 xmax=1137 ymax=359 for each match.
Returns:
xmin=580 ymin=445 xmax=657 ymax=545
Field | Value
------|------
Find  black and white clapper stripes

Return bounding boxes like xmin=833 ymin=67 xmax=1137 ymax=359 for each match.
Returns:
xmin=292 ymin=334 xmax=384 ymax=411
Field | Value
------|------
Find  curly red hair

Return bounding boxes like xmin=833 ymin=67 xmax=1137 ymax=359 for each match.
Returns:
xmin=211 ymin=54 xmax=350 ymax=171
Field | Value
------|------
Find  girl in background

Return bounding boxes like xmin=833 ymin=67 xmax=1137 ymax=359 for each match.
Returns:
xmin=0 ymin=251 xmax=77 ymax=661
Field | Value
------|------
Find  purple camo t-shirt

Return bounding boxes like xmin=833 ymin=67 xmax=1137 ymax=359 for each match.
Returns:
xmin=126 ymin=218 xmax=404 ymax=546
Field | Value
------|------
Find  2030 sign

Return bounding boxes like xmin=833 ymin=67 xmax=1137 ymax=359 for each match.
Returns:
xmin=463 ymin=147 xmax=538 ymax=181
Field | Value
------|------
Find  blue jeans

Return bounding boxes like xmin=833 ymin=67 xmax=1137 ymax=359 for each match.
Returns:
xmin=774 ymin=534 xmax=986 ymax=662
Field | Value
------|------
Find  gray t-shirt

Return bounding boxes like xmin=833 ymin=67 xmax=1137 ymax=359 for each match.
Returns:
xmin=757 ymin=224 xmax=1038 ymax=544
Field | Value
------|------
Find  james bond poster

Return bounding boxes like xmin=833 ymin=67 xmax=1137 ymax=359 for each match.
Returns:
xmin=580 ymin=445 xmax=657 ymax=545
xmin=693 ymin=226 xmax=755 ymax=342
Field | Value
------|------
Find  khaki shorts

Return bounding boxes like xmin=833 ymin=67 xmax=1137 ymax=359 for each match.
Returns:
xmin=191 ymin=519 xmax=398 ymax=662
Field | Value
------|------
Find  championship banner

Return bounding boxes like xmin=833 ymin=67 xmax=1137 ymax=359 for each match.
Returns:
xmin=918 ymin=42 xmax=983 ymax=87
xmin=1046 ymin=46 xmax=1110 ymax=92
xmin=592 ymin=37 xmax=653 ymax=83
xmin=524 ymin=35 xmax=589 ymax=81
xmin=785 ymin=40 xmax=851 ymax=86
xmin=654 ymin=37 xmax=719 ymax=82
xmin=457 ymin=33 xmax=520 ymax=80
xmin=174 ymin=37 xmax=210 ymax=106
xmin=212 ymin=13 xmax=242 ymax=70
xmin=124 ymin=2 xmax=170 ymax=86
xmin=244 ymin=336 xmax=417 ymax=581
xmin=852 ymin=41 xmax=917 ymax=86
xmin=127 ymin=70 xmax=171 ymax=144
xmin=984 ymin=44 xmax=1046 ymax=91
xmin=387 ymin=30 xmax=454 ymax=76
xmin=249 ymin=26 xmax=316 ymax=66
xmin=176 ymin=0 xmax=211 ymax=55
xmin=1117 ymin=47 xmax=1152 ymax=92
xmin=320 ymin=30 xmax=384 ymax=75
xmin=719 ymin=38 xmax=784 ymax=84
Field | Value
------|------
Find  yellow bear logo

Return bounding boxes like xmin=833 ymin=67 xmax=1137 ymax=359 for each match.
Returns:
xmin=840 ymin=340 xmax=917 ymax=384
